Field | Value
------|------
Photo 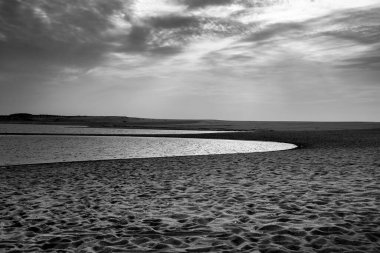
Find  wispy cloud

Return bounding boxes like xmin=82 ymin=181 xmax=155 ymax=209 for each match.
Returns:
xmin=0 ymin=0 xmax=379 ymax=120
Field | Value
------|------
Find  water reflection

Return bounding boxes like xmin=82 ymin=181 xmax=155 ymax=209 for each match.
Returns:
xmin=0 ymin=135 xmax=296 ymax=165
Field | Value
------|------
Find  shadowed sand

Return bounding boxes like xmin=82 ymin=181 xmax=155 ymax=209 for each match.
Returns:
xmin=0 ymin=128 xmax=379 ymax=252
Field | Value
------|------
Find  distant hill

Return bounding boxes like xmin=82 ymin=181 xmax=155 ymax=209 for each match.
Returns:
xmin=0 ymin=114 xmax=379 ymax=131
xmin=0 ymin=114 xmax=214 ymax=129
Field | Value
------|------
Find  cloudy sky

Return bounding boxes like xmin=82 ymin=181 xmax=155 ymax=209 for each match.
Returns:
xmin=0 ymin=0 xmax=379 ymax=121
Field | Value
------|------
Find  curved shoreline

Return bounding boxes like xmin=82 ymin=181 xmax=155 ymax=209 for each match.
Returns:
xmin=2 ymin=127 xmax=380 ymax=166
xmin=0 ymin=133 xmax=297 ymax=167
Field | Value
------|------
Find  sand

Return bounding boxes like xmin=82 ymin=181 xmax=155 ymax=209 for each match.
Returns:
xmin=0 ymin=128 xmax=379 ymax=252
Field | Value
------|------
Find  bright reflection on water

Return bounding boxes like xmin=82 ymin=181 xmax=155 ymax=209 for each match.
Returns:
xmin=0 ymin=135 xmax=296 ymax=166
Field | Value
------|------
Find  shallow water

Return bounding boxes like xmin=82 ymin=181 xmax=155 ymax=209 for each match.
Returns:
xmin=0 ymin=124 xmax=296 ymax=165
xmin=0 ymin=135 xmax=296 ymax=165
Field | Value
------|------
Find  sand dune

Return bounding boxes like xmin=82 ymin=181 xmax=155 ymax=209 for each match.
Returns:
xmin=0 ymin=128 xmax=379 ymax=252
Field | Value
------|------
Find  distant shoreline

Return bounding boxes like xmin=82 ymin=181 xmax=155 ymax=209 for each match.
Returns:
xmin=1 ymin=114 xmax=380 ymax=131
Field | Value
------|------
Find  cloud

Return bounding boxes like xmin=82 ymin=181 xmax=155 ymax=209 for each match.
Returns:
xmin=313 ymin=7 xmax=380 ymax=44
xmin=150 ymin=46 xmax=183 ymax=55
xmin=242 ymin=22 xmax=304 ymax=42
xmin=112 ymin=1 xmax=380 ymax=80
xmin=122 ymin=25 xmax=151 ymax=52
xmin=339 ymin=51 xmax=380 ymax=70
xmin=0 ymin=0 xmax=128 ymax=73
xmin=307 ymin=7 xmax=380 ymax=69
xmin=148 ymin=15 xmax=199 ymax=29
xmin=1 ymin=0 xmax=379 ymax=76
xmin=229 ymin=5 xmax=380 ymax=72
xmin=183 ymin=0 xmax=233 ymax=9
xmin=1 ymin=0 xmax=380 ymax=120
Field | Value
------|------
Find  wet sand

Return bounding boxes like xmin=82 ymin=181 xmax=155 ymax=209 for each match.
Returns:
xmin=0 ymin=128 xmax=379 ymax=252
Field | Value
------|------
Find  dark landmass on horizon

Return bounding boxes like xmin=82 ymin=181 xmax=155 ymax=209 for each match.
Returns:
xmin=1 ymin=113 xmax=380 ymax=131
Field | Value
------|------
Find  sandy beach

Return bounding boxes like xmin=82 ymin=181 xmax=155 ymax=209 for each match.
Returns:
xmin=1 ymin=128 xmax=379 ymax=252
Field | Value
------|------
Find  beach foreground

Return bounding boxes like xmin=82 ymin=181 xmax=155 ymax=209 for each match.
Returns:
xmin=1 ymin=128 xmax=379 ymax=252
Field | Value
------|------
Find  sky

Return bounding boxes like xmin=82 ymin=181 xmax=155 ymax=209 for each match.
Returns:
xmin=0 ymin=0 xmax=379 ymax=121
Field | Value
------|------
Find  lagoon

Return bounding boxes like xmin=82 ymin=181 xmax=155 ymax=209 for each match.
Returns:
xmin=0 ymin=124 xmax=296 ymax=165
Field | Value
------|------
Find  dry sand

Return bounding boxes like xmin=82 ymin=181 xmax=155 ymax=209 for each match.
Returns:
xmin=0 ymin=128 xmax=379 ymax=252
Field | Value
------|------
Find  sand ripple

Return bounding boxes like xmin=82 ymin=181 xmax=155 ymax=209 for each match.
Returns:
xmin=0 ymin=144 xmax=379 ymax=252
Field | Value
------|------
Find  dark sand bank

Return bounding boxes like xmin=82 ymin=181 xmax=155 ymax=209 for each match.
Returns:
xmin=0 ymin=127 xmax=379 ymax=252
